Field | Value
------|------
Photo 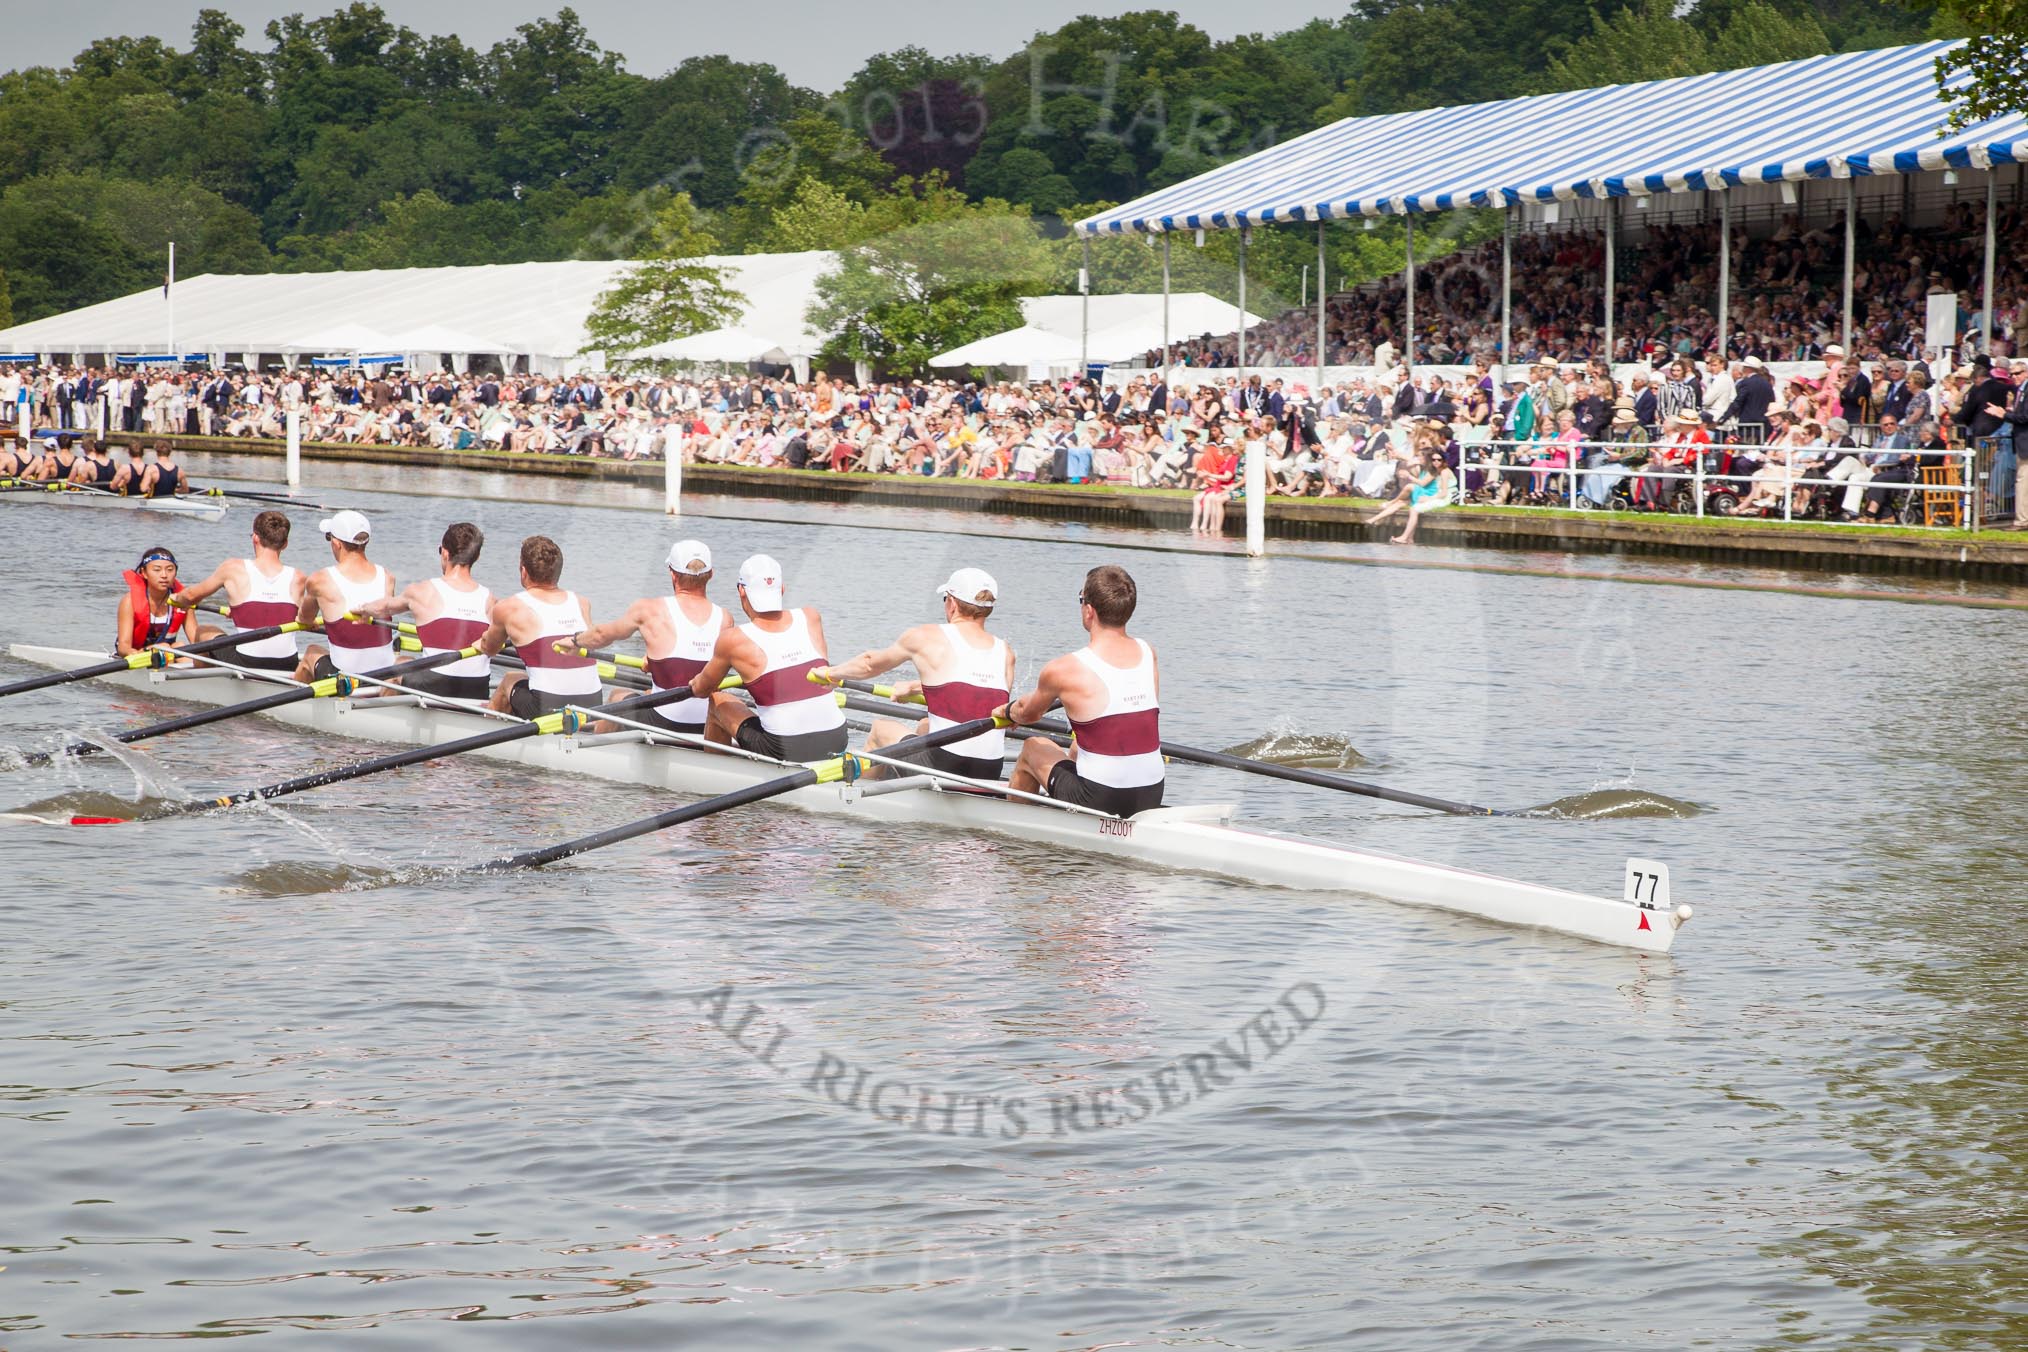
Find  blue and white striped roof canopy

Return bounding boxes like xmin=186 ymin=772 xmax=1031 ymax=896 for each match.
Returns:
xmin=1077 ymin=41 xmax=2026 ymax=236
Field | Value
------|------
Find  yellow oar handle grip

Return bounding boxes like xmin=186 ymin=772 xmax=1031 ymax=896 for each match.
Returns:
xmin=872 ymin=684 xmax=925 ymax=705
xmin=551 ymin=641 xmax=648 ymax=671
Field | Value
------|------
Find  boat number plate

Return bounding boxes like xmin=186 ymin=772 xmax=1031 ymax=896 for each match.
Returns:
xmin=1623 ymin=858 xmax=1671 ymax=910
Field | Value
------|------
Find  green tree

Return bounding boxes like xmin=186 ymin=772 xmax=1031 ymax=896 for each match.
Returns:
xmin=1543 ymin=0 xmax=1712 ymax=91
xmin=1703 ymin=0 xmax=1832 ymax=70
xmin=615 ymin=56 xmax=814 ymax=207
xmin=808 ymin=185 xmax=1053 ymax=374
xmin=0 ymin=267 xmax=13 ymax=329
xmin=756 ymin=179 xmax=874 ymax=252
xmin=581 ymin=193 xmax=742 ymax=358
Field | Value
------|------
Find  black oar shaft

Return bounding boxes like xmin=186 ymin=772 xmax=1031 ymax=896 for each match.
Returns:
xmin=832 ymin=676 xmax=1496 ymax=816
xmin=481 ymin=715 xmax=1002 ymax=873
xmin=33 ymin=648 xmax=469 ymax=766
xmin=0 ymin=623 xmax=302 ymax=700
xmin=173 ymin=683 xmax=702 ymax=815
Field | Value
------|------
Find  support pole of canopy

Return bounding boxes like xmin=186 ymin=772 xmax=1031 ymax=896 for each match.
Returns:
xmin=1079 ymin=235 xmax=1091 ymax=378
xmin=1237 ymin=226 xmax=1248 ymax=375
xmin=1316 ymin=220 xmax=1327 ymax=392
xmin=1718 ymin=191 xmax=1731 ymax=358
xmin=1982 ymin=171 xmax=1998 ymax=357
xmin=1842 ymin=176 xmax=1856 ymax=353
xmin=1160 ymin=233 xmax=1171 ymax=379
xmin=1403 ymin=213 xmax=1415 ymax=377
xmin=1603 ymin=197 xmax=1615 ymax=366
xmin=165 ymin=241 xmax=176 ymax=362
xmin=1240 ymin=225 xmax=1264 ymax=559
xmin=1499 ymin=204 xmax=1513 ymax=398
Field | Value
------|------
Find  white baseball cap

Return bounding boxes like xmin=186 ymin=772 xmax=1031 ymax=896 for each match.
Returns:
xmin=319 ymin=509 xmax=371 ymax=544
xmin=936 ymin=567 xmax=999 ymax=609
xmin=736 ymin=553 xmax=785 ymax=610
xmin=666 ymin=539 xmax=712 ymax=575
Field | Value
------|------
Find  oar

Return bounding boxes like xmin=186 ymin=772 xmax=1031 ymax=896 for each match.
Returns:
xmin=476 ymin=713 xmax=1004 ymax=873
xmin=0 ymin=622 xmax=314 ymax=701
xmin=551 ymin=642 xmax=743 ymax=689
xmin=814 ymin=673 xmax=1504 ymax=817
xmin=807 ymin=672 xmax=924 ymax=705
xmin=477 ymin=715 xmax=1008 ymax=872
xmin=117 ymin=682 xmax=718 ymax=823
xmin=197 ymin=487 xmax=344 ymax=510
xmin=19 ymin=646 xmax=483 ymax=768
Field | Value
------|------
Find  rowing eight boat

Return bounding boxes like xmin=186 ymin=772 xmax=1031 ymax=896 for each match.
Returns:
xmin=0 ymin=485 xmax=227 ymax=520
xmin=5 ymin=643 xmax=1694 ymax=953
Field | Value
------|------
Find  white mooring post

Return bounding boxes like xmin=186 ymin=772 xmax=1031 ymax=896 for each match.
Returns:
xmin=285 ymin=410 xmax=302 ymax=493
xmin=1245 ymin=437 xmax=1266 ymax=557
xmin=665 ymin=445 xmax=682 ymax=516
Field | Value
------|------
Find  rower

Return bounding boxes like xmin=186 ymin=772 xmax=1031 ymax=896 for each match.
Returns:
xmin=353 ymin=522 xmax=495 ymax=704
xmin=35 ymin=433 xmax=78 ymax=483
xmin=685 ymin=554 xmax=847 ymax=762
xmin=118 ymin=444 xmax=147 ymax=494
xmin=162 ymin=510 xmax=307 ymax=675
xmin=294 ymin=509 xmax=396 ymax=683
xmin=568 ymin=538 xmax=728 ymax=735
xmin=813 ymin=566 xmax=1013 ymax=782
xmin=114 ymin=547 xmax=222 ymax=656
xmin=483 ymin=534 xmax=598 ymax=718
xmin=0 ymin=437 xmax=27 ymax=478
xmin=69 ymin=436 xmax=120 ymax=489
xmin=138 ymin=442 xmax=184 ymax=498
xmin=1005 ymin=563 xmax=1163 ymax=816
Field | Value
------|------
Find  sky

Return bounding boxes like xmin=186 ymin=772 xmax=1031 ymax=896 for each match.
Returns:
xmin=14 ymin=1 xmax=1344 ymax=90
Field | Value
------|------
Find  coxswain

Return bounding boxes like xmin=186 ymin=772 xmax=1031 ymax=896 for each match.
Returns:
xmin=483 ymin=534 xmax=599 ymax=718
xmin=813 ymin=566 xmax=1013 ymax=782
xmin=568 ymin=538 xmax=728 ymax=735
xmin=114 ymin=547 xmax=222 ymax=657
xmin=162 ymin=510 xmax=307 ymax=674
xmin=352 ymin=522 xmax=495 ymax=704
xmin=1004 ymin=563 xmax=1162 ymax=816
xmin=293 ymin=509 xmax=396 ymax=683
xmin=685 ymin=554 xmax=847 ymax=761
xmin=69 ymin=437 xmax=120 ymax=489
xmin=138 ymin=442 xmax=185 ymax=498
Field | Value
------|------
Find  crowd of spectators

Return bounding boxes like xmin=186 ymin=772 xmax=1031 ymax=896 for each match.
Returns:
xmin=1154 ymin=202 xmax=2026 ymax=371
xmin=8 ymin=341 xmax=2024 ymax=538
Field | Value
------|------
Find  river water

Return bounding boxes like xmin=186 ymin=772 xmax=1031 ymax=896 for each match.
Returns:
xmin=2 ymin=456 xmax=2024 ymax=1348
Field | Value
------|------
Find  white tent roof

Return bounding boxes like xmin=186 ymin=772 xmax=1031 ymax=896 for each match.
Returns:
xmin=932 ymin=292 xmax=1262 ymax=368
xmin=376 ymin=321 xmax=516 ymax=353
xmin=632 ymin=325 xmax=796 ymax=364
xmin=0 ymin=252 xmax=839 ymax=363
xmin=283 ymin=321 xmax=399 ymax=354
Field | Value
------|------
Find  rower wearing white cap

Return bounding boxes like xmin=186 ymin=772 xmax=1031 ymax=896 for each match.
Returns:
xmin=350 ymin=522 xmax=495 ymax=703
xmin=569 ymin=538 xmax=729 ymax=735
xmin=483 ymin=534 xmax=600 ymax=718
xmin=686 ymin=553 xmax=847 ymax=762
xmin=812 ymin=566 xmax=1014 ymax=782
xmin=294 ymin=509 xmax=396 ymax=683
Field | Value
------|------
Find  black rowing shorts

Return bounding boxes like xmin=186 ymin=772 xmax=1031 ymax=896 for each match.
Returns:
xmin=508 ymin=682 xmax=591 ymax=719
xmin=886 ymin=742 xmax=1004 ymax=783
xmin=733 ymin=718 xmax=849 ymax=763
xmin=228 ymin=651 xmax=301 ymax=675
xmin=1047 ymin=760 xmax=1164 ymax=817
xmin=404 ymin=668 xmax=493 ymax=703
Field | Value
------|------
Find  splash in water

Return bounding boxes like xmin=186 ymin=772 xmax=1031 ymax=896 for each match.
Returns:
xmin=0 ymin=789 xmax=177 ymax=826
xmin=227 ymin=859 xmax=447 ymax=896
xmin=1223 ymin=730 xmax=1368 ymax=770
xmin=1520 ymin=788 xmax=1704 ymax=819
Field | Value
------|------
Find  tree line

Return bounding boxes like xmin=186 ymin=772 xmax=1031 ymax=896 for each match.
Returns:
xmin=0 ymin=0 xmax=1975 ymax=371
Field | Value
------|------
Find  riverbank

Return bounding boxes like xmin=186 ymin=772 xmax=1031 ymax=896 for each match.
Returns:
xmin=160 ymin=433 xmax=2028 ymax=581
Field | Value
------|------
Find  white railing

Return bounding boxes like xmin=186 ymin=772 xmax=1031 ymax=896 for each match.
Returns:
xmin=1451 ymin=439 xmax=1981 ymax=529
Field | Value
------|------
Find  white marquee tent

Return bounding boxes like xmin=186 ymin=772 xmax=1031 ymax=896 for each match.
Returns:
xmin=0 ymin=252 xmax=839 ymax=374
xmin=931 ymin=292 xmax=1260 ymax=374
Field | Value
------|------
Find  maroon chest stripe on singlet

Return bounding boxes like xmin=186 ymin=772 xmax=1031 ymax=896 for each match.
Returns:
xmin=417 ymin=616 xmax=489 ymax=649
xmin=326 ymin=616 xmax=384 ymax=649
xmin=923 ymin=680 xmax=1008 ymax=723
xmin=647 ymin=654 xmax=708 ymax=690
xmin=746 ymin=658 xmax=828 ymax=706
xmin=232 ymin=600 xmax=297 ymax=628
xmin=518 ymin=634 xmax=595 ymax=669
xmin=1070 ymin=708 xmax=1160 ymax=756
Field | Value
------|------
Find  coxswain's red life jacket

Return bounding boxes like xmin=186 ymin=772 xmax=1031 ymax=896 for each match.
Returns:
xmin=123 ymin=569 xmax=188 ymax=650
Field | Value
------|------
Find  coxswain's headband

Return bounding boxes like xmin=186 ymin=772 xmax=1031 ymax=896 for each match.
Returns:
xmin=138 ymin=548 xmax=177 ymax=568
